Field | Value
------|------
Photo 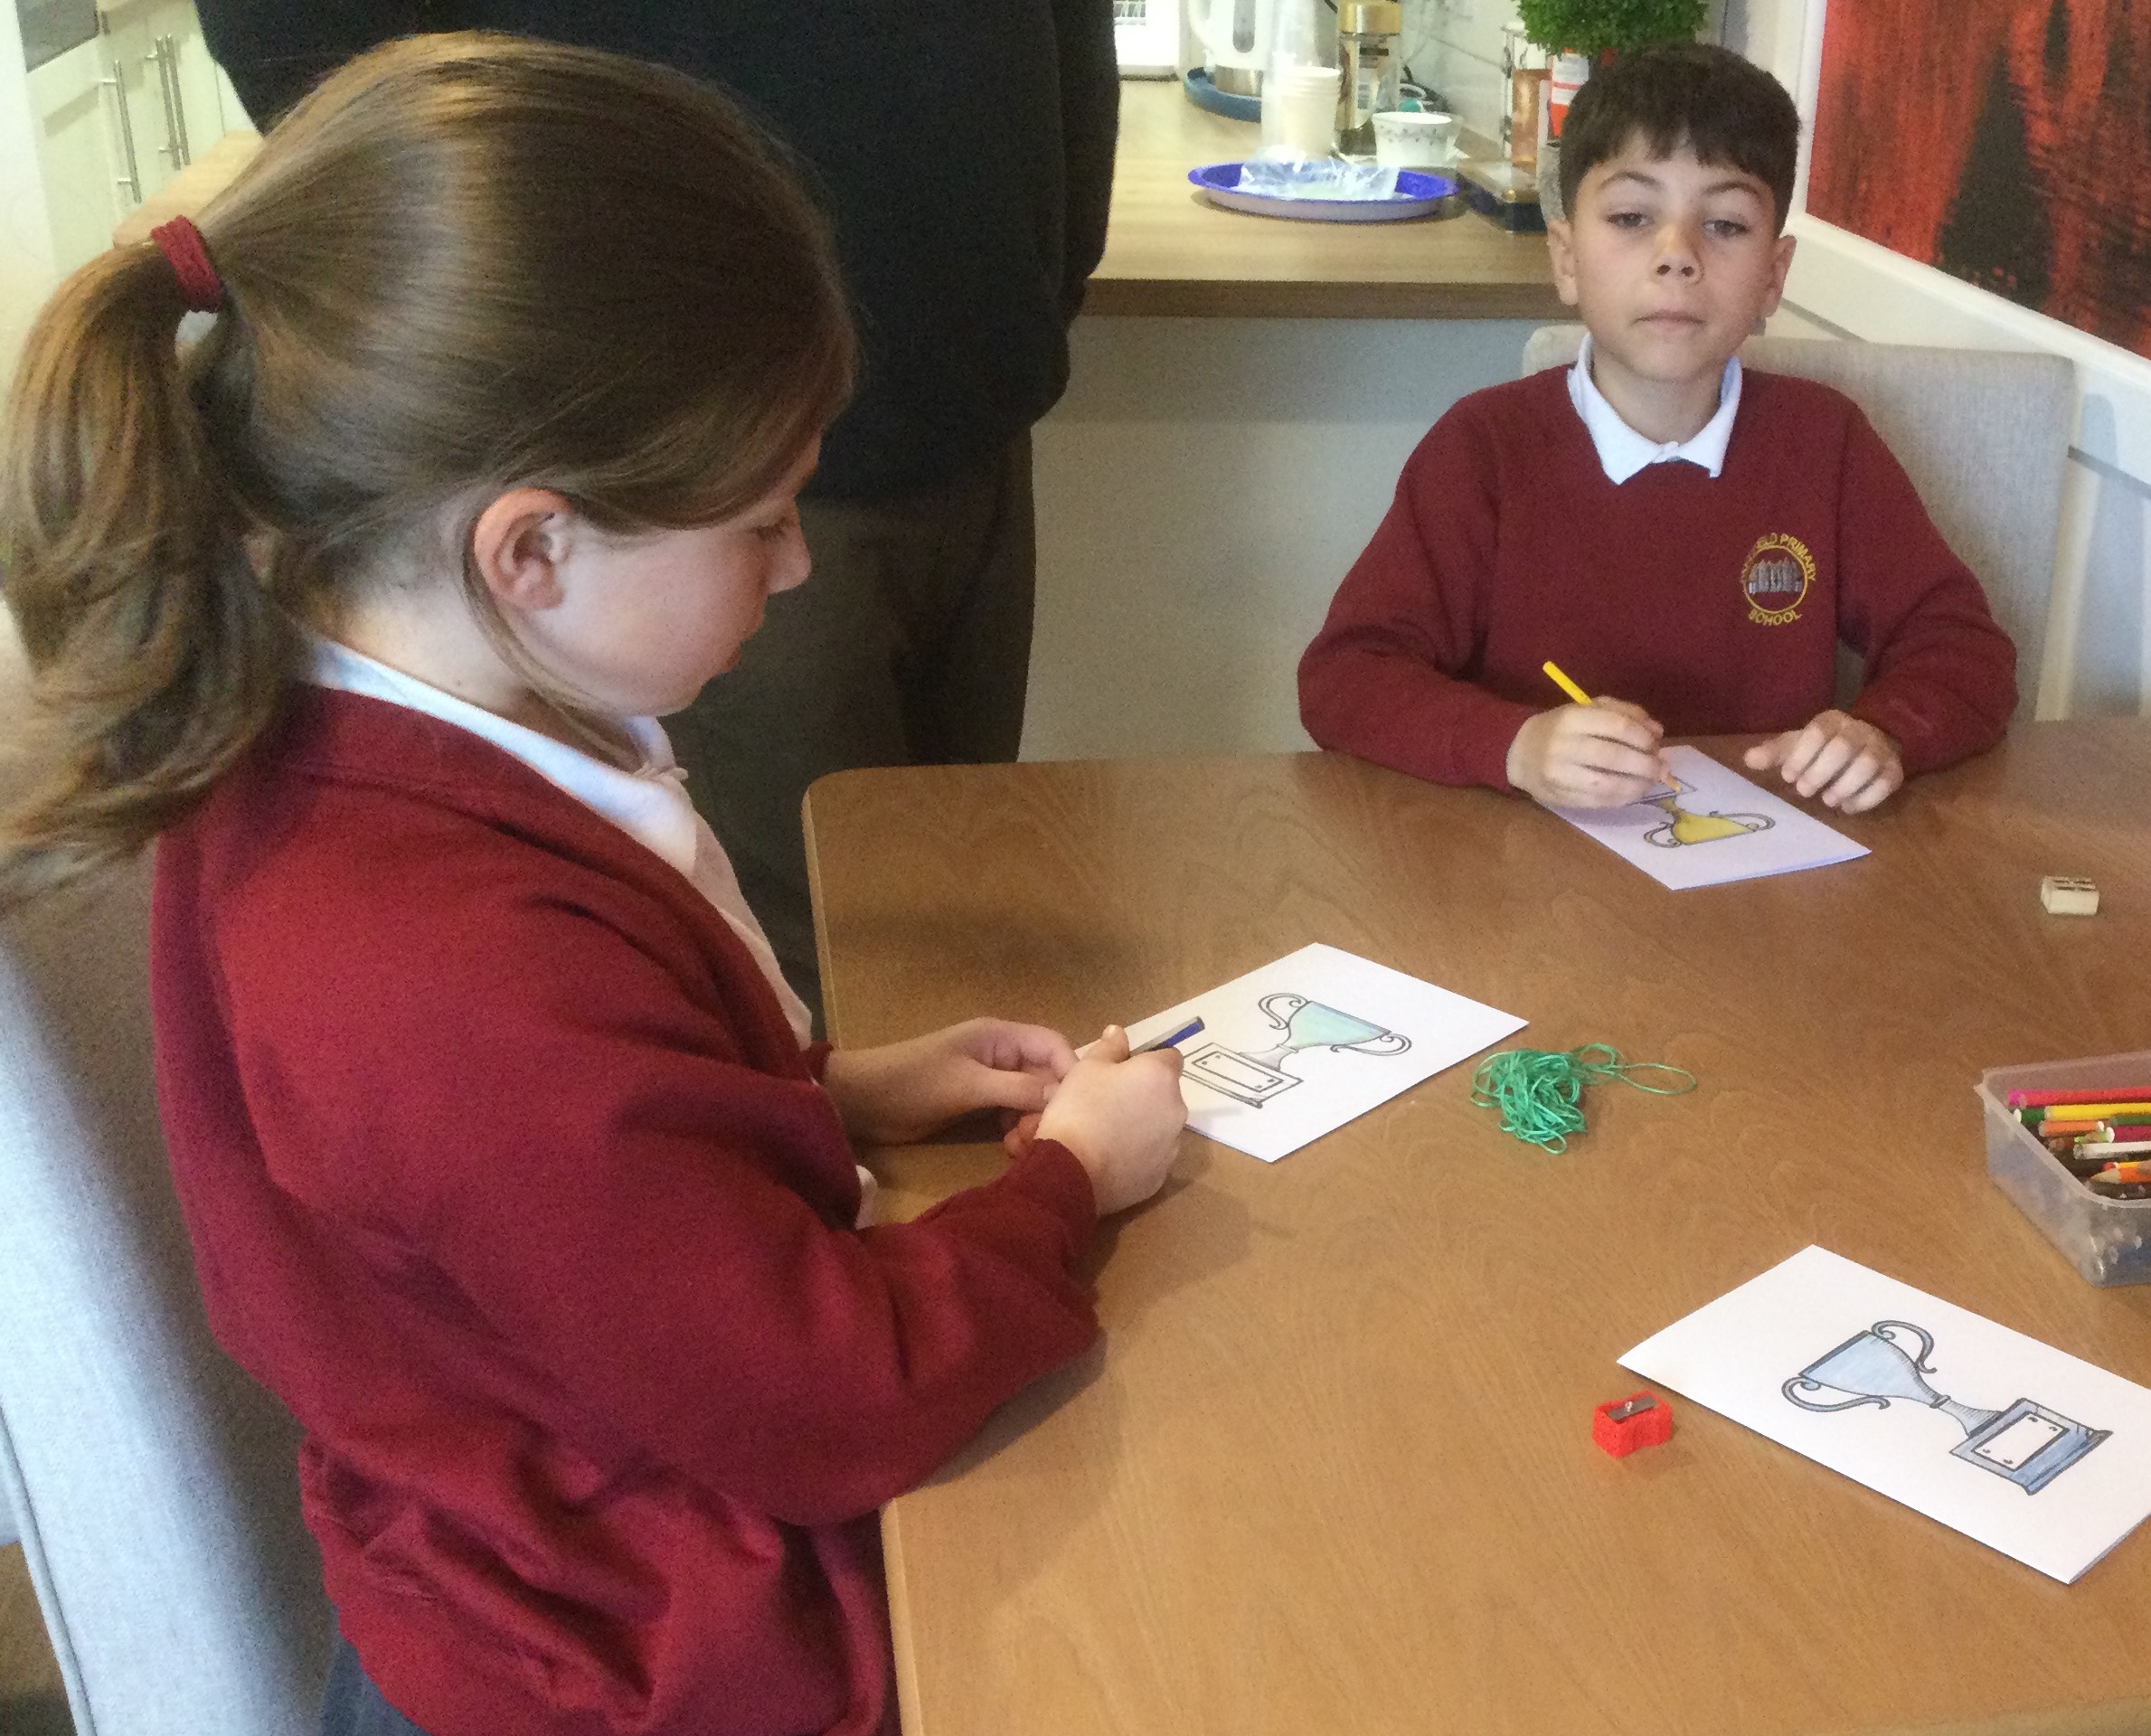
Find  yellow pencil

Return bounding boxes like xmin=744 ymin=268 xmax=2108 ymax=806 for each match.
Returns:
xmin=1542 ymin=660 xmax=1593 ymax=706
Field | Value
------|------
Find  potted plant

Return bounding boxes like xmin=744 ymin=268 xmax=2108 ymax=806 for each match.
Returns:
xmin=1517 ymin=0 xmax=1708 ymax=218
xmin=1516 ymin=0 xmax=1708 ymax=63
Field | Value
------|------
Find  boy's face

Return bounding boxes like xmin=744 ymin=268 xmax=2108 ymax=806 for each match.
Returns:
xmin=1547 ymin=137 xmax=1796 ymax=408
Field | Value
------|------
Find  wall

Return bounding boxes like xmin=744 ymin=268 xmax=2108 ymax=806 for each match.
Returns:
xmin=1026 ymin=316 xmax=1537 ymax=760
xmin=1726 ymin=0 xmax=2151 ymax=719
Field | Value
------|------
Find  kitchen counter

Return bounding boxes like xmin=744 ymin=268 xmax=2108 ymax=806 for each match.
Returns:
xmin=1088 ymin=79 xmax=1566 ymax=320
xmin=108 ymin=86 xmax=1560 ymax=323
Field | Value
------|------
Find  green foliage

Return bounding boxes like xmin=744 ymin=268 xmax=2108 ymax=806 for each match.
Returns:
xmin=1516 ymin=0 xmax=1710 ymax=58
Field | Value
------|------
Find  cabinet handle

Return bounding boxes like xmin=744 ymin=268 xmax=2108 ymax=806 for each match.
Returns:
xmin=99 ymin=69 xmax=144 ymax=203
xmin=147 ymin=35 xmax=191 ymax=168
xmin=164 ymin=35 xmax=192 ymax=165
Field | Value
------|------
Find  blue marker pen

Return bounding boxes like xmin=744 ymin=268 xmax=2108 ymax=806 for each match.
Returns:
xmin=1131 ymin=1017 xmax=1204 ymax=1055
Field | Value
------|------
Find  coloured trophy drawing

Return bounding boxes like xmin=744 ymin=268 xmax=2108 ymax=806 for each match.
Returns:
xmin=1181 ymin=993 xmax=1411 ymax=1109
xmin=1783 ymin=1319 xmax=2109 ymax=1494
xmin=1637 ymin=772 xmax=1774 ymax=849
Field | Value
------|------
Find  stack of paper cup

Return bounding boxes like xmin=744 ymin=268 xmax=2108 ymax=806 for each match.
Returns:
xmin=1262 ymin=61 xmax=1341 ymax=159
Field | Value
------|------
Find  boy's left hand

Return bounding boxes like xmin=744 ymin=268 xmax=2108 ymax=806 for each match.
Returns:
xmin=821 ymin=1018 xmax=1077 ymax=1146
xmin=1743 ymin=711 xmax=1903 ymax=813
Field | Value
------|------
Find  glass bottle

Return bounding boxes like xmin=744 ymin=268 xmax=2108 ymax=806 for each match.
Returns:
xmin=1502 ymin=22 xmax=1548 ymax=168
xmin=1335 ymin=1 xmax=1402 ymax=159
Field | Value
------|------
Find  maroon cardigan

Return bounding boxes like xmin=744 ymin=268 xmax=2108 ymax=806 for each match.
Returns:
xmin=1299 ymin=367 xmax=2017 ymax=790
xmin=151 ymin=688 xmax=1099 ymax=1736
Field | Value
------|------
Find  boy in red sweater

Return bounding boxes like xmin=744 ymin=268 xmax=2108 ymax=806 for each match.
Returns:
xmin=1297 ymin=42 xmax=2015 ymax=814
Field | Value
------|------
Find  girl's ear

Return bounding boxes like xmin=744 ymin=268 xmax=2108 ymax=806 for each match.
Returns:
xmin=469 ymin=488 xmax=577 ymax=612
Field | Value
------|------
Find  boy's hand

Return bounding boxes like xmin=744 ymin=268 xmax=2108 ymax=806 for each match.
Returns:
xmin=1743 ymin=711 xmax=1902 ymax=812
xmin=821 ymin=1018 xmax=1076 ymax=1146
xmin=1505 ymin=699 xmax=1669 ymax=807
xmin=1034 ymin=1026 xmax=1187 ymax=1215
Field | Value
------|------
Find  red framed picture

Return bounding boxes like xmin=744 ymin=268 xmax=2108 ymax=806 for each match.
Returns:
xmin=1807 ymin=0 xmax=2151 ymax=363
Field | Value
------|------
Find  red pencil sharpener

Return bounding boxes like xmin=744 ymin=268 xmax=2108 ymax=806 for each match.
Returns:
xmin=1593 ymin=1390 xmax=1674 ymax=1458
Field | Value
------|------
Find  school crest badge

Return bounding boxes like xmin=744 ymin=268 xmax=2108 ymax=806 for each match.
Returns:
xmin=1740 ymin=533 xmax=1815 ymax=626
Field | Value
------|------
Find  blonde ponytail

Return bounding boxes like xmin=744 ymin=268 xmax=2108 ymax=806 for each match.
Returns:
xmin=1 ymin=241 xmax=289 ymax=900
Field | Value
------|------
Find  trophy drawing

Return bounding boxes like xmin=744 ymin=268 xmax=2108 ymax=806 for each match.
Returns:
xmin=1182 ymin=993 xmax=1410 ymax=1109
xmin=1636 ymin=773 xmax=1774 ymax=849
xmin=1783 ymin=1320 xmax=2109 ymax=1494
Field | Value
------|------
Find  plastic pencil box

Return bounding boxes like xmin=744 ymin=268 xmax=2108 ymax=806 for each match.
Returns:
xmin=1979 ymin=1049 xmax=2151 ymax=1287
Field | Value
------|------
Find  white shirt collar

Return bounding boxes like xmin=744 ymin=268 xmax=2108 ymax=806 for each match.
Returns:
xmin=1566 ymin=333 xmax=1743 ymax=485
xmin=302 ymin=636 xmax=814 ymax=1049
xmin=305 ymin=636 xmax=703 ymax=877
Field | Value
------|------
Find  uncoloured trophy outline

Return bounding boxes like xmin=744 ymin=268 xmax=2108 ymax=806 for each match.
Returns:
xmin=1180 ymin=991 xmax=1412 ymax=1109
xmin=1782 ymin=1317 xmax=2110 ymax=1495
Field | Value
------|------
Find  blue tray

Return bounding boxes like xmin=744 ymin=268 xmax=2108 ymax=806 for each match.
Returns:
xmin=1189 ymin=162 xmax=1460 ymax=223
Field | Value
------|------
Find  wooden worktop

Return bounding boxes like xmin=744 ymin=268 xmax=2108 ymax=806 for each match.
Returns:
xmin=1089 ymin=79 xmax=1567 ymax=319
xmin=111 ymin=85 xmax=1563 ymax=322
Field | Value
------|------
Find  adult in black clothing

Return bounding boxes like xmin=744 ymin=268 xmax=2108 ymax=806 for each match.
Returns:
xmin=194 ymin=1 xmax=1118 ymax=1028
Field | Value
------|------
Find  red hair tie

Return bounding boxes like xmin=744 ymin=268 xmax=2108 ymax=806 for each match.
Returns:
xmin=150 ymin=217 xmax=223 ymax=313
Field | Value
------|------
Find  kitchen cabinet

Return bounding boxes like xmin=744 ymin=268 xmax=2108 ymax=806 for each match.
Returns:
xmin=92 ymin=0 xmax=233 ymax=206
xmin=7 ymin=0 xmax=234 ymax=290
xmin=21 ymin=32 xmax=124 ymax=271
xmin=4 ymin=0 xmax=240 ymax=376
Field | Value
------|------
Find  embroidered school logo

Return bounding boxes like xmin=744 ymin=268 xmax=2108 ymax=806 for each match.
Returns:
xmin=1740 ymin=533 xmax=1815 ymax=626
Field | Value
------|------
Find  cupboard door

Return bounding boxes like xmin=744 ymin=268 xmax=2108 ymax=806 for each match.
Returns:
xmin=94 ymin=0 xmax=231 ymax=198
xmin=96 ymin=1 xmax=175 ymax=199
xmin=24 ymin=35 xmax=127 ymax=271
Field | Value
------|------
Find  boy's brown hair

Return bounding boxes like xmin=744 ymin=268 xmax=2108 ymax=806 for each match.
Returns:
xmin=0 ymin=33 xmax=854 ymax=899
xmin=1559 ymin=42 xmax=1800 ymax=232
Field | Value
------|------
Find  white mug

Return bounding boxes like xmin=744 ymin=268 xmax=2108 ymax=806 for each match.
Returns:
xmin=1372 ymin=108 xmax=1458 ymax=168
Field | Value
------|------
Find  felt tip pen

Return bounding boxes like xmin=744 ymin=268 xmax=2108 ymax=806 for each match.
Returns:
xmin=2021 ymin=1102 xmax=2151 ymax=1125
xmin=2026 ymin=1110 xmax=2151 ymax=1130
xmin=2010 ymin=1086 xmax=2151 ymax=1108
xmin=1542 ymin=660 xmax=1594 ymax=707
xmin=1131 ymin=1018 xmax=1204 ymax=1055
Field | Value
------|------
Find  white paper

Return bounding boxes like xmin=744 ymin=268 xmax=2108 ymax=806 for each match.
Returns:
xmin=1125 ymin=943 xmax=1525 ymax=1164
xmin=1544 ymin=745 xmax=1868 ymax=891
xmin=1620 ymin=1246 xmax=2151 ymax=1583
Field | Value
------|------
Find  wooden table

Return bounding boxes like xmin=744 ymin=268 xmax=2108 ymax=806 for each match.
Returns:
xmin=1088 ymin=81 xmax=1566 ymax=319
xmin=805 ymin=722 xmax=2151 ymax=1736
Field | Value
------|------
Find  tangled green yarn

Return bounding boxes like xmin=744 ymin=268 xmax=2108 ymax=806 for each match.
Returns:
xmin=1469 ymin=1043 xmax=1696 ymax=1154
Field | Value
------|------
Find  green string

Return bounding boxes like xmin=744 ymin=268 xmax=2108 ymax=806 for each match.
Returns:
xmin=1469 ymin=1043 xmax=1697 ymax=1154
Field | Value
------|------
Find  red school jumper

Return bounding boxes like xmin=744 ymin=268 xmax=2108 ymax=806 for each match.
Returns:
xmin=1297 ymin=366 xmax=2018 ymax=790
xmin=150 ymin=687 xmax=1100 ymax=1736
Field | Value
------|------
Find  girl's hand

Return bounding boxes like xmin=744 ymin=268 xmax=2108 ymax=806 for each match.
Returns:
xmin=1744 ymin=710 xmax=1903 ymax=812
xmin=1034 ymin=1026 xmax=1187 ymax=1215
xmin=1505 ymin=699 xmax=1669 ymax=807
xmin=821 ymin=1018 xmax=1077 ymax=1146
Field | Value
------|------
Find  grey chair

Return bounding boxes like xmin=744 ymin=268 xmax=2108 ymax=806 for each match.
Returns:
xmin=0 ymin=617 xmax=332 ymax=1736
xmin=1522 ymin=325 xmax=2077 ymax=718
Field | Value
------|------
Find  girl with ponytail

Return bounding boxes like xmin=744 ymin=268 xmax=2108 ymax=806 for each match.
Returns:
xmin=0 ymin=35 xmax=1184 ymax=1736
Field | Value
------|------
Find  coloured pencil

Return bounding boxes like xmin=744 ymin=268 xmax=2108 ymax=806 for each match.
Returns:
xmin=1542 ymin=660 xmax=1594 ymax=707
